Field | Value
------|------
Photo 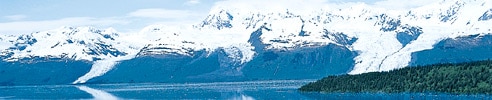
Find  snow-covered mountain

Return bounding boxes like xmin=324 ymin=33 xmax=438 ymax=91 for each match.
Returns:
xmin=0 ymin=26 xmax=134 ymax=62
xmin=1 ymin=0 xmax=492 ymax=85
xmin=192 ymin=0 xmax=492 ymax=74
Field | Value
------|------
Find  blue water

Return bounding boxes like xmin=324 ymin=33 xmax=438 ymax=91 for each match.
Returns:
xmin=0 ymin=79 xmax=491 ymax=99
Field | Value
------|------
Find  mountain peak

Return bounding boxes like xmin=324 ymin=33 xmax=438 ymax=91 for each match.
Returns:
xmin=0 ymin=26 xmax=130 ymax=62
xmin=1 ymin=0 xmax=492 ymax=77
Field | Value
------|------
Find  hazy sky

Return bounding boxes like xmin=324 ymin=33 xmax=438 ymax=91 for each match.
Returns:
xmin=0 ymin=0 xmax=434 ymax=34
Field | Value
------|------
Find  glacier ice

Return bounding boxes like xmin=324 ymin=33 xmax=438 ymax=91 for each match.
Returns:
xmin=0 ymin=0 xmax=492 ymax=85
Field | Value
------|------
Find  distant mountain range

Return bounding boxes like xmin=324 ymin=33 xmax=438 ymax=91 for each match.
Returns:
xmin=1 ymin=0 xmax=492 ymax=85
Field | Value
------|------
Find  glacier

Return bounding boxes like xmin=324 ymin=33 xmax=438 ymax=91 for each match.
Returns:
xmin=0 ymin=0 xmax=492 ymax=85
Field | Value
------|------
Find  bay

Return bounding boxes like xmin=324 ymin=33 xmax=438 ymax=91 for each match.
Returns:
xmin=0 ymin=79 xmax=490 ymax=99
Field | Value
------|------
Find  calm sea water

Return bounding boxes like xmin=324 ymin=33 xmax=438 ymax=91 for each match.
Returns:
xmin=0 ymin=79 xmax=491 ymax=100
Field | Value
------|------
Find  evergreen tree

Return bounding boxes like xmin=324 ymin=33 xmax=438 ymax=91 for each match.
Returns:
xmin=299 ymin=60 xmax=492 ymax=94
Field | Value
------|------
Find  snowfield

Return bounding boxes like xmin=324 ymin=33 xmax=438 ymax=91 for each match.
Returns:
xmin=0 ymin=0 xmax=491 ymax=83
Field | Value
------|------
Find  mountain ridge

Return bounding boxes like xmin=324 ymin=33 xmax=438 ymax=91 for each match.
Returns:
xmin=0 ymin=0 xmax=492 ymax=85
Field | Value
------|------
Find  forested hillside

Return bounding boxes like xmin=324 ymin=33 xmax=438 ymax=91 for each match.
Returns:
xmin=299 ymin=60 xmax=492 ymax=94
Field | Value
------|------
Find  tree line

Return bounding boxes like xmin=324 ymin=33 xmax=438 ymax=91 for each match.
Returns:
xmin=299 ymin=60 xmax=492 ymax=94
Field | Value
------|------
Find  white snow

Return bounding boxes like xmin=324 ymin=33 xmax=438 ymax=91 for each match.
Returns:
xmin=199 ymin=0 xmax=492 ymax=74
xmin=0 ymin=0 xmax=491 ymax=82
xmin=222 ymin=43 xmax=256 ymax=64
xmin=72 ymin=54 xmax=135 ymax=84
xmin=0 ymin=35 xmax=15 ymax=52
xmin=2 ymin=26 xmax=133 ymax=62
xmin=0 ymin=26 xmax=144 ymax=84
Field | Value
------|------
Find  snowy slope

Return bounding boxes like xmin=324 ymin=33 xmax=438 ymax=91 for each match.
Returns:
xmin=0 ymin=35 xmax=16 ymax=57
xmin=135 ymin=24 xmax=256 ymax=64
xmin=1 ymin=0 xmax=492 ymax=84
xmin=192 ymin=0 xmax=492 ymax=74
xmin=0 ymin=26 xmax=142 ymax=84
xmin=0 ymin=26 xmax=135 ymax=62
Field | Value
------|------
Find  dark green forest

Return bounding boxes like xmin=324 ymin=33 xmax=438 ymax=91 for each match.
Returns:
xmin=299 ymin=60 xmax=492 ymax=94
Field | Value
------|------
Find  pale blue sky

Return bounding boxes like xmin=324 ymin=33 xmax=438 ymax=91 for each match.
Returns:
xmin=0 ymin=0 xmax=222 ymax=34
xmin=1 ymin=0 xmax=427 ymax=34
xmin=0 ymin=0 xmax=219 ymax=22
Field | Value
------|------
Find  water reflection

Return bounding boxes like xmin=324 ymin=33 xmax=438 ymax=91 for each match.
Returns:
xmin=228 ymin=94 xmax=255 ymax=100
xmin=216 ymin=90 xmax=255 ymax=100
xmin=70 ymin=80 xmax=314 ymax=99
xmin=76 ymin=86 xmax=118 ymax=100
xmin=74 ymin=85 xmax=259 ymax=100
xmin=0 ymin=85 xmax=92 ymax=99
xmin=0 ymin=96 xmax=15 ymax=99
xmin=75 ymin=84 xmax=258 ymax=100
xmin=15 ymin=80 xmax=492 ymax=99
xmin=71 ymin=83 xmax=492 ymax=100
